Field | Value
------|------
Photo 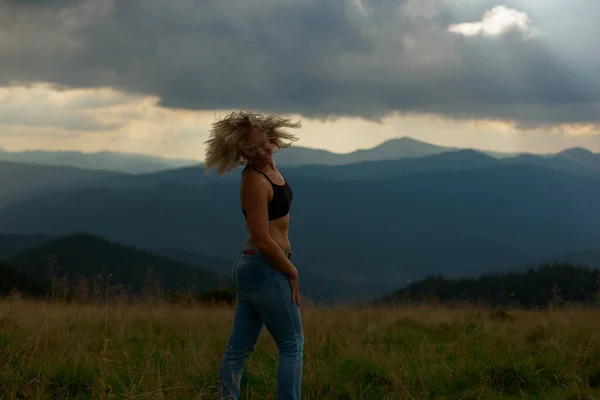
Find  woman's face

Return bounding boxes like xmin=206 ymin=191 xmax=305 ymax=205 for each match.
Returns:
xmin=244 ymin=128 xmax=274 ymax=166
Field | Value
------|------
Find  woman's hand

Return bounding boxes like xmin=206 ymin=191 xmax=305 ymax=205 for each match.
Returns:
xmin=288 ymin=271 xmax=301 ymax=307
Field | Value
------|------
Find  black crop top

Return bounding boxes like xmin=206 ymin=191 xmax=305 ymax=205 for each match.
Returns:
xmin=242 ymin=166 xmax=293 ymax=221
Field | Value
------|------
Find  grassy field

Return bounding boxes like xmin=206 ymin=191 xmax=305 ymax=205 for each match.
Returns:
xmin=1 ymin=297 xmax=599 ymax=399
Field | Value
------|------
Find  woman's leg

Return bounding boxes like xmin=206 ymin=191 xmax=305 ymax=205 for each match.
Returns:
xmin=218 ymin=293 xmax=264 ymax=400
xmin=229 ymin=251 xmax=303 ymax=399
xmin=251 ymin=269 xmax=304 ymax=400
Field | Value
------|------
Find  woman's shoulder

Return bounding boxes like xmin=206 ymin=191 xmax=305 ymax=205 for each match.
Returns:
xmin=241 ymin=166 xmax=268 ymax=186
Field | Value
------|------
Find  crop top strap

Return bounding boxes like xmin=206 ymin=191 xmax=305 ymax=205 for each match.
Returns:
xmin=244 ymin=165 xmax=275 ymax=185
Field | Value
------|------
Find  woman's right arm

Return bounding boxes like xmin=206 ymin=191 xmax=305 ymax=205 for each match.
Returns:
xmin=241 ymin=172 xmax=299 ymax=280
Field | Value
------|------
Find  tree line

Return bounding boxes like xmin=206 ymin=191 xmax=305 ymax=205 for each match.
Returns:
xmin=377 ymin=263 xmax=600 ymax=308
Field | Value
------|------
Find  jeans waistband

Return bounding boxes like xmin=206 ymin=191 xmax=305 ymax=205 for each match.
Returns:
xmin=241 ymin=248 xmax=292 ymax=260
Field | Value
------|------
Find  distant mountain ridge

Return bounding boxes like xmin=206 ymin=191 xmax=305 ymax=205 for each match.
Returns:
xmin=281 ymin=149 xmax=500 ymax=181
xmin=275 ymin=136 xmax=527 ymax=166
xmin=0 ymin=137 xmax=515 ymax=173
xmin=41 ymin=147 xmax=599 ymax=197
xmin=0 ymin=149 xmax=198 ymax=174
xmin=555 ymin=147 xmax=600 ymax=173
xmin=0 ymin=160 xmax=125 ymax=206
xmin=2 ymin=136 xmax=597 ymax=174
xmin=0 ymin=140 xmax=493 ymax=206
xmin=273 ymin=137 xmax=462 ymax=166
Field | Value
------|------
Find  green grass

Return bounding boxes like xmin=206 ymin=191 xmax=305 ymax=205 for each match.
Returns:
xmin=1 ymin=298 xmax=599 ymax=399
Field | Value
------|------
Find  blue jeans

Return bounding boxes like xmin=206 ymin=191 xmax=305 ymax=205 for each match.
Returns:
xmin=218 ymin=249 xmax=304 ymax=400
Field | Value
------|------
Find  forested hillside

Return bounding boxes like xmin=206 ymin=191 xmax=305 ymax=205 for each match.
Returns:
xmin=378 ymin=263 xmax=600 ymax=308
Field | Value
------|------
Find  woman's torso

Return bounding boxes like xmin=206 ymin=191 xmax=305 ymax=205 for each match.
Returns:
xmin=241 ymin=166 xmax=293 ymax=253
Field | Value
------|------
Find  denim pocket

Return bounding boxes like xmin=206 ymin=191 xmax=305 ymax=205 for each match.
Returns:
xmin=234 ymin=255 xmax=268 ymax=293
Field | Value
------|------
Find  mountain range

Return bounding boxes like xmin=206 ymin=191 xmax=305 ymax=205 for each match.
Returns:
xmin=3 ymin=140 xmax=598 ymax=207
xmin=0 ymin=149 xmax=197 ymax=174
xmin=0 ymin=137 xmax=465 ymax=205
xmin=0 ymin=160 xmax=124 ymax=206
xmin=273 ymin=137 xmax=465 ymax=166
xmin=0 ymin=137 xmax=509 ymax=174
xmin=1 ymin=138 xmax=600 ymax=303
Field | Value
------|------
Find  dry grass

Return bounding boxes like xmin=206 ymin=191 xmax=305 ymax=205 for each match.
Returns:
xmin=1 ymin=298 xmax=600 ymax=399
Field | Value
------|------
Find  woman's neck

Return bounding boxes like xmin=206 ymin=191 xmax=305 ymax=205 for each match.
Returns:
xmin=248 ymin=161 xmax=276 ymax=171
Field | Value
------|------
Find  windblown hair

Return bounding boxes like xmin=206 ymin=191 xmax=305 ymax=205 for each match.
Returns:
xmin=203 ymin=110 xmax=301 ymax=175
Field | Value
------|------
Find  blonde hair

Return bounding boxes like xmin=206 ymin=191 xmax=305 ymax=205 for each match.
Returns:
xmin=203 ymin=109 xmax=301 ymax=175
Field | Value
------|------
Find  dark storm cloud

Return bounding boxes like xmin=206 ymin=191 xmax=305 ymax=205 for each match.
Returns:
xmin=0 ymin=0 xmax=598 ymax=128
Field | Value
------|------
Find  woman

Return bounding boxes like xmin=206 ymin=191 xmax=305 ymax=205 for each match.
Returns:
xmin=203 ymin=110 xmax=304 ymax=400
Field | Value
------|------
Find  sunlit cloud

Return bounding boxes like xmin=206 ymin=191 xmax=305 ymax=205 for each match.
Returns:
xmin=448 ymin=6 xmax=534 ymax=38
xmin=0 ymin=83 xmax=124 ymax=131
xmin=1 ymin=83 xmax=599 ymax=159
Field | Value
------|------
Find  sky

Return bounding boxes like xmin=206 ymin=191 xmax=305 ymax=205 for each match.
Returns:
xmin=0 ymin=0 xmax=599 ymax=160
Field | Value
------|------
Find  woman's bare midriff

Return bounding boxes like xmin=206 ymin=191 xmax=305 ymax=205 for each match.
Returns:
xmin=245 ymin=214 xmax=291 ymax=254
